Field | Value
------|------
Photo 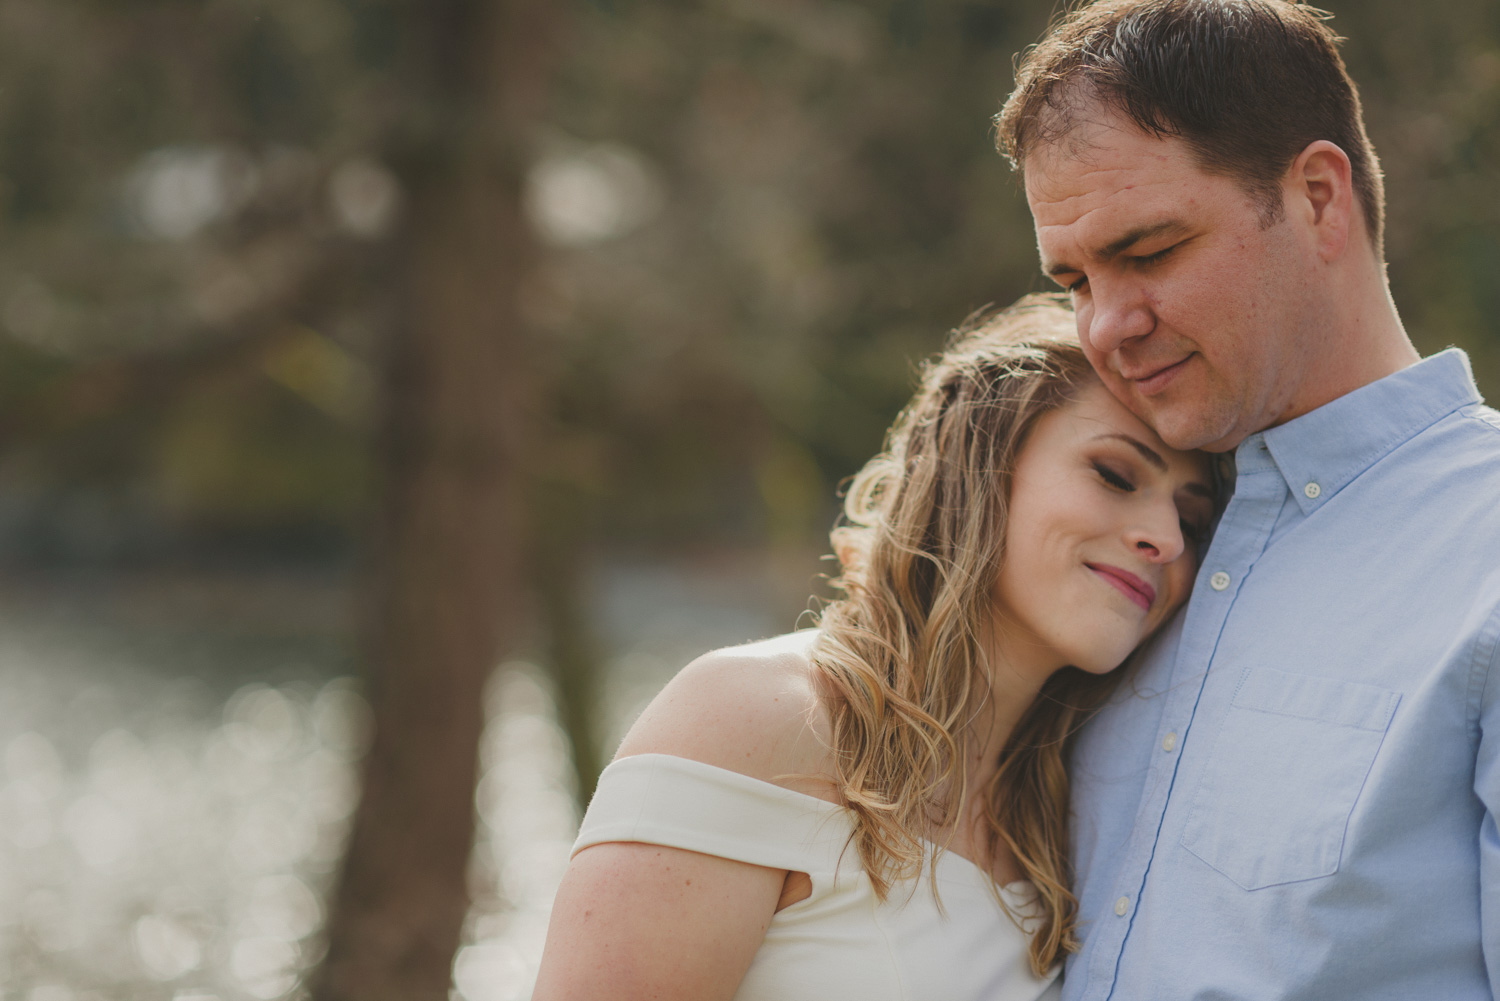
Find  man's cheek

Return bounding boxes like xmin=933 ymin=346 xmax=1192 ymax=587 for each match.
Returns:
xmin=1074 ymin=306 xmax=1094 ymax=344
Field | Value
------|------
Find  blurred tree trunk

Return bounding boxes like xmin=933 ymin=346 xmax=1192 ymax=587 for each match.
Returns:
xmin=311 ymin=3 xmax=558 ymax=1000
xmin=534 ymin=538 xmax=606 ymax=803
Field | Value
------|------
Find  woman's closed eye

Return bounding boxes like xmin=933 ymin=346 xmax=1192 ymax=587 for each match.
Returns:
xmin=1093 ymin=461 xmax=1135 ymax=492
xmin=1180 ymin=517 xmax=1208 ymax=548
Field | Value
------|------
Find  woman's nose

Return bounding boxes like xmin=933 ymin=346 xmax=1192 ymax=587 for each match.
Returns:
xmin=1128 ymin=507 xmax=1186 ymax=565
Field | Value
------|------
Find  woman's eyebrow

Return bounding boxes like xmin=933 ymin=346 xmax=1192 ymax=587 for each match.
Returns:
xmin=1092 ymin=432 xmax=1166 ymax=471
xmin=1092 ymin=431 xmax=1213 ymax=497
xmin=1182 ymin=482 xmax=1215 ymax=500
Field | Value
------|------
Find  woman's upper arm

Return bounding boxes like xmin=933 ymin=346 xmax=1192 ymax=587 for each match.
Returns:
xmin=531 ymin=840 xmax=784 ymax=1001
xmin=531 ymin=641 xmax=828 ymax=1000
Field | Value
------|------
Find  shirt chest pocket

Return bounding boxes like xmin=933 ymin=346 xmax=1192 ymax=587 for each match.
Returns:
xmin=1179 ymin=667 xmax=1401 ymax=890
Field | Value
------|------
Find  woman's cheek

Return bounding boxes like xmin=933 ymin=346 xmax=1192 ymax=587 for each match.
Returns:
xmin=1166 ymin=563 xmax=1194 ymax=614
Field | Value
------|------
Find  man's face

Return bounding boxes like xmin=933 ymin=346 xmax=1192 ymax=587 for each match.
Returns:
xmin=1025 ymin=106 xmax=1319 ymax=452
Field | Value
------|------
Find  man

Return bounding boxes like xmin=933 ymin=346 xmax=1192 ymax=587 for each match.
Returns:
xmin=995 ymin=1 xmax=1500 ymax=999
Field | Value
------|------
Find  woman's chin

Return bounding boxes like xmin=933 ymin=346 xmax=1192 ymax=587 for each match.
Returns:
xmin=1066 ymin=644 xmax=1136 ymax=676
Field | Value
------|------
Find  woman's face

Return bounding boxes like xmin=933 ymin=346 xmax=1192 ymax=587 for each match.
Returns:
xmin=994 ymin=380 xmax=1214 ymax=681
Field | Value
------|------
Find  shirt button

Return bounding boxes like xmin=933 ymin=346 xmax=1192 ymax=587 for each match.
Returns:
xmin=1304 ymin=481 xmax=1321 ymax=499
xmin=1162 ymin=731 xmax=1177 ymax=752
xmin=1210 ymin=571 xmax=1231 ymax=591
xmin=1114 ymin=896 xmax=1130 ymax=916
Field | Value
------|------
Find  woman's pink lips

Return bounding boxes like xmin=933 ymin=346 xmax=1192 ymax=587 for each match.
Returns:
xmin=1129 ymin=355 xmax=1191 ymax=397
xmin=1087 ymin=563 xmax=1156 ymax=611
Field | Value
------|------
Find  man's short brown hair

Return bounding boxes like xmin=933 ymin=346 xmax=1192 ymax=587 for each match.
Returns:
xmin=996 ymin=0 xmax=1385 ymax=256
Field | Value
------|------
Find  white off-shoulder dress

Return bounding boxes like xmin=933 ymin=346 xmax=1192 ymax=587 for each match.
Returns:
xmin=573 ymin=751 xmax=1062 ymax=1001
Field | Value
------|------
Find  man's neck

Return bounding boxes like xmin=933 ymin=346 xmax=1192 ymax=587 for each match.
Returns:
xmin=1285 ymin=258 xmax=1419 ymax=424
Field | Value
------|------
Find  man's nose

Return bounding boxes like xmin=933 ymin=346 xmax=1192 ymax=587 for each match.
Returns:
xmin=1082 ymin=280 xmax=1154 ymax=355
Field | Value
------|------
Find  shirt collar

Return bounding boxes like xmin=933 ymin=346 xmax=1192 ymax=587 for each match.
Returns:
xmin=1235 ymin=348 xmax=1482 ymax=515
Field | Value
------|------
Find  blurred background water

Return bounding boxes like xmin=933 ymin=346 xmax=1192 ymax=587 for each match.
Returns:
xmin=0 ymin=570 xmax=362 ymax=1001
xmin=0 ymin=556 xmax=798 ymax=1001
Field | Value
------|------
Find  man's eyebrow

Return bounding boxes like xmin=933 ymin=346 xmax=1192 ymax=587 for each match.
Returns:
xmin=1043 ymin=220 xmax=1188 ymax=277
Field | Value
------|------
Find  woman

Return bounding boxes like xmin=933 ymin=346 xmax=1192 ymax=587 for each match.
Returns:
xmin=532 ymin=295 xmax=1216 ymax=1000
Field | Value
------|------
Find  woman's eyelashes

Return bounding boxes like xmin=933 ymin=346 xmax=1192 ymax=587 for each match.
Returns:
xmin=1093 ymin=461 xmax=1135 ymax=492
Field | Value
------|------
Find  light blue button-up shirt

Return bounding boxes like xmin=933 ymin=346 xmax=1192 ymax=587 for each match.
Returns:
xmin=1063 ymin=349 xmax=1500 ymax=1001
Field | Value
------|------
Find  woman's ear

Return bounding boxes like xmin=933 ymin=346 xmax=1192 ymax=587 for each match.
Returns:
xmin=830 ymin=527 xmax=863 ymax=573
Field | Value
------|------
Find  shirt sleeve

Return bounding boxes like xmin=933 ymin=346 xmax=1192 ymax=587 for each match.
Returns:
xmin=1476 ymin=610 xmax=1500 ymax=993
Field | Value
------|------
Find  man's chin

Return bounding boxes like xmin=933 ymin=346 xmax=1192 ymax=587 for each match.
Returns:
xmin=1097 ymin=376 xmax=1242 ymax=451
xmin=1139 ymin=405 xmax=1240 ymax=453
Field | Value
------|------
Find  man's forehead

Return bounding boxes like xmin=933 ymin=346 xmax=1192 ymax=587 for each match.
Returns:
xmin=1025 ymin=127 xmax=1190 ymax=205
xmin=1027 ymin=161 xmax=1185 ymax=255
xmin=1023 ymin=129 xmax=1212 ymax=263
xmin=1022 ymin=95 xmax=1208 ymax=187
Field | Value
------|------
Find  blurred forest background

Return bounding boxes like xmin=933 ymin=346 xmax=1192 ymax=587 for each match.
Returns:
xmin=0 ymin=0 xmax=1496 ymax=999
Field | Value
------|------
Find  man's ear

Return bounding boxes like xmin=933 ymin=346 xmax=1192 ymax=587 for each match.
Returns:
xmin=1285 ymin=140 xmax=1354 ymax=263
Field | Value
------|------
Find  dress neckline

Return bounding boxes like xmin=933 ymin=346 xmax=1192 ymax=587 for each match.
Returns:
xmin=616 ymin=752 xmax=1033 ymax=896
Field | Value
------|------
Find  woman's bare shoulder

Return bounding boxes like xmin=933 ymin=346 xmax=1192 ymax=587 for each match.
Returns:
xmin=613 ymin=630 xmax=839 ymax=801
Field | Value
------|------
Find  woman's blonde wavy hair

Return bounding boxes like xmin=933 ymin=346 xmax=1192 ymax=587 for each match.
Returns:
xmin=811 ymin=293 xmax=1130 ymax=976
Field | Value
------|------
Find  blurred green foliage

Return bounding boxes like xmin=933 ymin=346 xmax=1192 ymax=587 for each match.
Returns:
xmin=0 ymin=0 xmax=1496 ymax=567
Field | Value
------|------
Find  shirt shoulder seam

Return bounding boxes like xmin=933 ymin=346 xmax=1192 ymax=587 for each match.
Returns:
xmin=1316 ymin=400 xmax=1489 ymax=502
xmin=1467 ymin=597 xmax=1500 ymax=738
xmin=1457 ymin=402 xmax=1500 ymax=437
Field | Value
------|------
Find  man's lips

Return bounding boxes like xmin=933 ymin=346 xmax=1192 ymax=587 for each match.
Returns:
xmin=1086 ymin=563 xmax=1156 ymax=611
xmin=1122 ymin=355 xmax=1192 ymax=397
